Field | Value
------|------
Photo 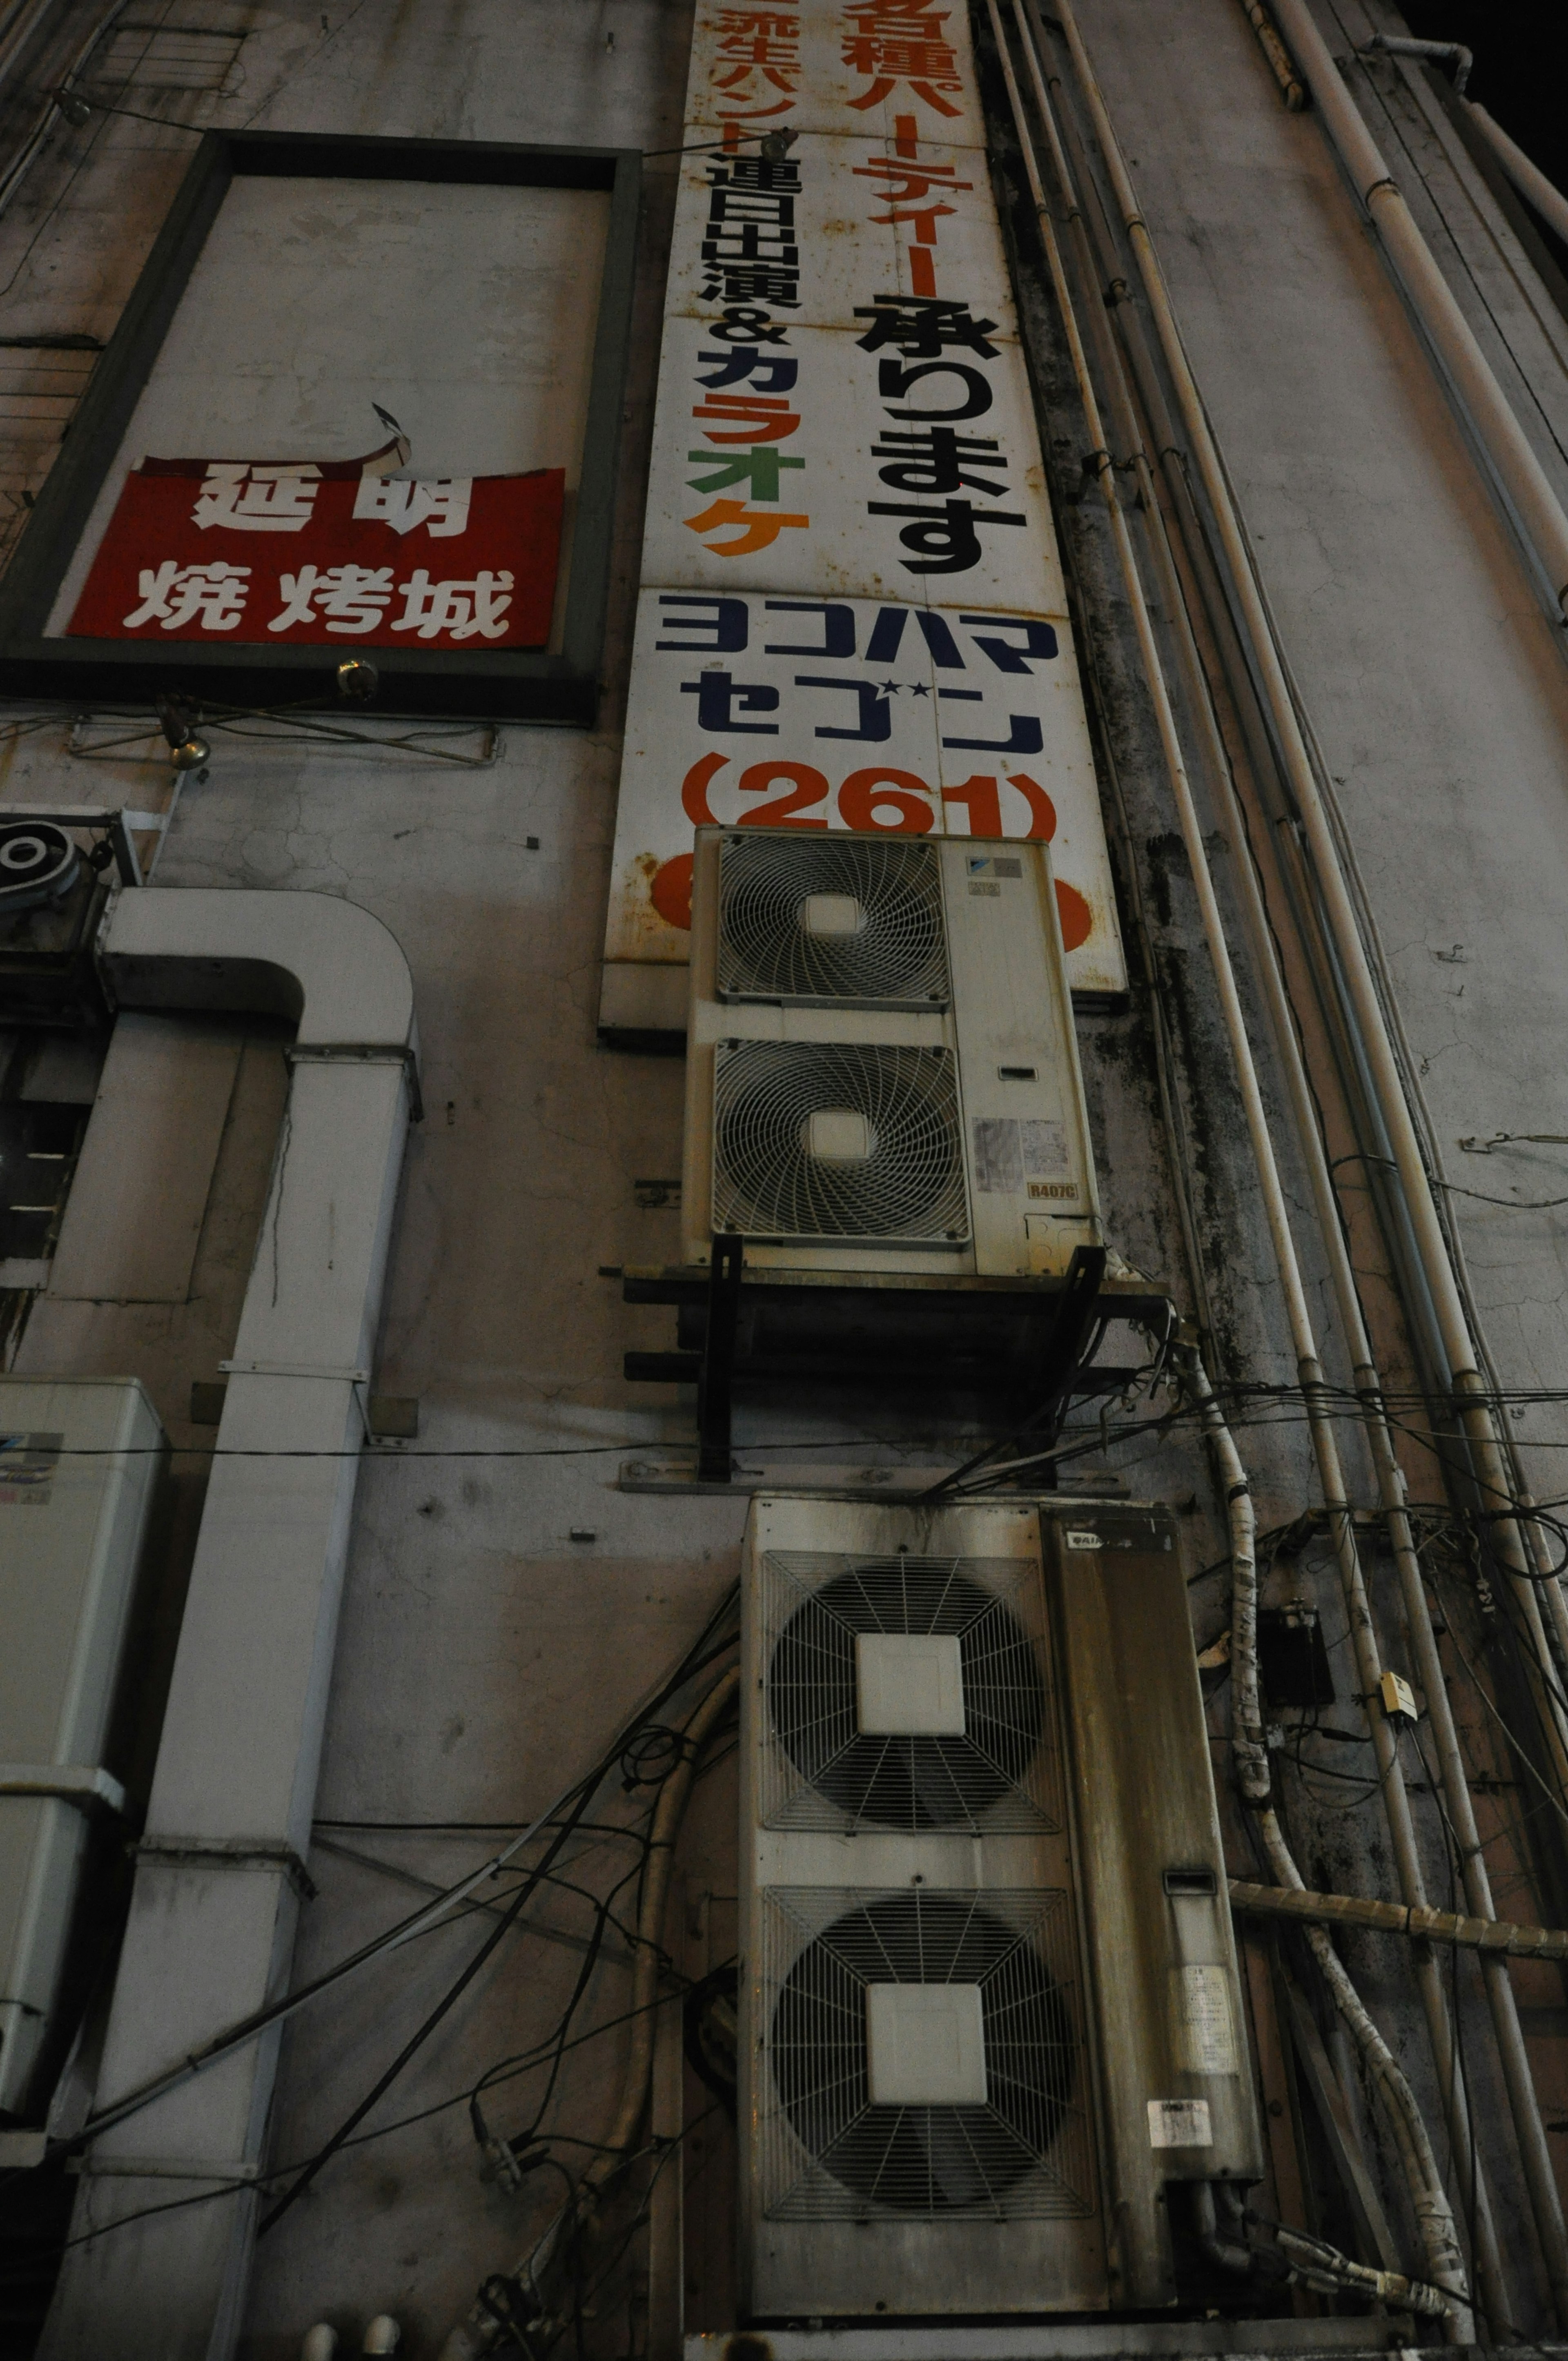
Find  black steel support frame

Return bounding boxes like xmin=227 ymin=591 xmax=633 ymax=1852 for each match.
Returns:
xmin=919 ymin=1243 xmax=1108 ymax=1501
xmin=0 ymin=132 xmax=641 ymax=723
xmin=696 ymin=1234 xmax=744 ymax=1483
xmin=621 ymin=1241 xmax=1135 ymax=1491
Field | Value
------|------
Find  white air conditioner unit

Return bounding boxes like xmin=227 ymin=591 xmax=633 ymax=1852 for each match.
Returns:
xmin=739 ymin=1492 xmax=1260 ymax=2321
xmin=682 ymin=828 xmax=1102 ymax=1279
xmin=0 ymin=1377 xmax=164 ymax=2118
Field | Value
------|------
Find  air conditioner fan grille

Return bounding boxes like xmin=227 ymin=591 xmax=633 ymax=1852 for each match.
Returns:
xmin=761 ymin=1887 xmax=1094 ymax=2220
xmin=718 ymin=833 xmax=949 ymax=1007
xmin=765 ymin=1555 xmax=1054 ymax=1833
xmin=713 ymin=1040 xmax=968 ymax=1243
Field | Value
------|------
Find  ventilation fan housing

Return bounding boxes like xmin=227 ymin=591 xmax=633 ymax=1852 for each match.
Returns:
xmin=739 ymin=1492 xmax=1261 ymax=2321
xmin=684 ymin=825 xmax=1101 ymax=1279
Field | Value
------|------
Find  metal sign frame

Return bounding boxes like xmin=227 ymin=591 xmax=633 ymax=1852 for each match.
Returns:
xmin=0 ymin=130 xmax=641 ymax=723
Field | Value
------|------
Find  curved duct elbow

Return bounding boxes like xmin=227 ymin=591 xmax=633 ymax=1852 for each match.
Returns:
xmin=98 ymin=886 xmax=416 ymax=1049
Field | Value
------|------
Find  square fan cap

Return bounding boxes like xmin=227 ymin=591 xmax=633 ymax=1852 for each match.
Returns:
xmin=855 ymin=1632 xmax=966 ymax=1735
xmin=866 ymin=1982 xmax=989 ymax=2105
xmin=800 ymin=892 xmax=865 ymax=937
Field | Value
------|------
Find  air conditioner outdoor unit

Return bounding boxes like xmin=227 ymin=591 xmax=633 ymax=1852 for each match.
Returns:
xmin=0 ymin=1377 xmax=164 ymax=2118
xmin=682 ymin=827 xmax=1102 ymax=1279
xmin=739 ymin=1492 xmax=1260 ymax=2321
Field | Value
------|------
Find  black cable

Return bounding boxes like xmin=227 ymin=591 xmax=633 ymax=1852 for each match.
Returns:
xmin=69 ymin=1602 xmax=739 ymax=2157
xmin=256 ymin=1782 xmax=600 ymax=2235
xmin=252 ymin=1614 xmax=738 ymax=2233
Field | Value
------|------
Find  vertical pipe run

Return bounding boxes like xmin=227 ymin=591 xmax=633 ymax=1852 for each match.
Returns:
xmin=1045 ymin=1 xmax=1568 ymax=2320
xmin=1008 ymin=14 xmax=1513 ymax=2322
xmin=982 ymin=2 xmax=1470 ymax=2325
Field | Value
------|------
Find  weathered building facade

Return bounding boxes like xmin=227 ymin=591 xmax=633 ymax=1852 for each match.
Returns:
xmin=4 ymin=0 xmax=1568 ymax=2357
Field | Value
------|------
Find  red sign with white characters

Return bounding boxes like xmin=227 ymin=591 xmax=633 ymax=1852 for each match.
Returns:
xmin=68 ymin=463 xmax=565 ymax=649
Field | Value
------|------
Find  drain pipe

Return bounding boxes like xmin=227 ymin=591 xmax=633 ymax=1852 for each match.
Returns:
xmin=1465 ymin=105 xmax=1568 ymax=255
xmin=1232 ymin=1879 xmax=1568 ymax=1960
xmin=40 ymin=889 xmax=417 ymax=2361
xmin=986 ymin=6 xmax=1470 ymax=2324
xmin=1011 ymin=10 xmax=1512 ymax=2322
xmin=1269 ymin=0 xmax=1568 ymax=618
xmin=1358 ymin=32 xmax=1472 ymax=99
xmin=1044 ymin=5 xmax=1568 ymax=2321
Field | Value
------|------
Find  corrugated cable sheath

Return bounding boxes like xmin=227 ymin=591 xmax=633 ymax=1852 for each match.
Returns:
xmin=1231 ymin=1877 xmax=1568 ymax=1958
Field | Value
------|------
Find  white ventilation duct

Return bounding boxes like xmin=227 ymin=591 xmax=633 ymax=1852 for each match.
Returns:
xmin=41 ymin=889 xmax=416 ymax=2359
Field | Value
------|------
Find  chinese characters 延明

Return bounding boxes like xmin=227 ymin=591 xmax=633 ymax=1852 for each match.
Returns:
xmin=121 ymin=562 xmax=517 ymax=639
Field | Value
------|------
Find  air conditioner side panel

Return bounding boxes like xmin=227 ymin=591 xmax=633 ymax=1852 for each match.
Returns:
xmin=939 ymin=840 xmax=1101 ymax=1279
xmin=1049 ymin=1506 xmax=1263 ymax=2310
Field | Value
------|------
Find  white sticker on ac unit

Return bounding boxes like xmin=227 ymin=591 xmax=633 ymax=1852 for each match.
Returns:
xmin=1064 ymin=1530 xmax=1102 ymax=1551
xmin=1147 ymin=2097 xmax=1213 ymax=2149
xmin=972 ymin=1117 xmax=1024 ymax=1193
xmin=1171 ymin=1965 xmax=1238 ymax=2075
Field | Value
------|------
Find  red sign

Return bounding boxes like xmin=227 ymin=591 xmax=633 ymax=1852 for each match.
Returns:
xmin=68 ymin=463 xmax=565 ymax=649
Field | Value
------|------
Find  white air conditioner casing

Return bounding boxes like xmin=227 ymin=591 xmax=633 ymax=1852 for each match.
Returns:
xmin=739 ymin=1492 xmax=1260 ymax=2321
xmin=0 ymin=1377 xmax=164 ymax=2116
xmin=682 ymin=827 xmax=1101 ymax=1278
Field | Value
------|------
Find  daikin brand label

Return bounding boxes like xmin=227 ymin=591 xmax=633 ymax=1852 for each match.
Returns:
xmin=1147 ymin=2097 xmax=1212 ymax=2149
xmin=601 ymin=0 xmax=1128 ymax=1018
xmin=1171 ymin=1965 xmax=1238 ymax=2076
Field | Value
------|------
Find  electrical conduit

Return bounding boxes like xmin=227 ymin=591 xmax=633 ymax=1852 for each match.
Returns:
xmin=439 ymin=1664 xmax=740 ymax=2361
xmin=1045 ymin=1 xmax=1568 ymax=2319
xmin=1012 ymin=11 xmax=1517 ymax=2317
xmin=985 ymin=1 xmax=1471 ymax=2323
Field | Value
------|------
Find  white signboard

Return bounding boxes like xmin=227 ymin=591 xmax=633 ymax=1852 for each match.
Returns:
xmin=601 ymin=0 xmax=1127 ymax=1028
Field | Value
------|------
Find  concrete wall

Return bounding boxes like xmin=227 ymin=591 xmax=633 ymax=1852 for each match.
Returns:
xmin=2 ymin=0 xmax=1568 ymax=2348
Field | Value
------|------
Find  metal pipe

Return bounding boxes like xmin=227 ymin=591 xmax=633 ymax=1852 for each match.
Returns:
xmin=1232 ymin=1878 xmax=1568 ymax=1959
xmin=986 ymin=4 xmax=1470 ymax=2321
xmin=1046 ymin=3 xmax=1568 ymax=2317
xmin=1359 ymin=32 xmax=1472 ymax=99
xmin=1238 ymin=0 xmax=1306 ymax=112
xmin=1466 ymin=104 xmax=1568 ymax=248
xmin=1015 ymin=12 xmax=1510 ymax=2323
xmin=1015 ymin=18 xmax=1521 ymax=2314
xmin=1267 ymin=0 xmax=1568 ymax=621
xmin=1255 ymin=1806 xmax=1471 ymax=2329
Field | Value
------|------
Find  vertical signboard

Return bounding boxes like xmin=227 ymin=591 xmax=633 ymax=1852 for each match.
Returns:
xmin=600 ymin=0 xmax=1126 ymax=1033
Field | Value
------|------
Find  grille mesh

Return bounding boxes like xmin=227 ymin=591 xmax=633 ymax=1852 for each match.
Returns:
xmin=713 ymin=1040 xmax=968 ymax=1243
xmin=718 ymin=833 xmax=949 ymax=1008
xmin=760 ymin=1887 xmax=1095 ymax=2220
xmin=762 ymin=1552 xmax=1059 ymax=1833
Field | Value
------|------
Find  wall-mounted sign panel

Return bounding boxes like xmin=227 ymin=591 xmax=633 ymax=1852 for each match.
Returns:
xmin=68 ymin=463 xmax=564 ymax=648
xmin=683 ymin=0 xmax=989 ymax=147
xmin=606 ymin=585 xmax=1120 ymax=998
xmin=601 ymin=0 xmax=1125 ymax=1033
xmin=0 ymin=135 xmax=641 ymax=720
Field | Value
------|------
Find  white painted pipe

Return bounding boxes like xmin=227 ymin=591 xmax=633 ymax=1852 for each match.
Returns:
xmin=1467 ymin=102 xmax=1568 ymax=249
xmin=1270 ymin=0 xmax=1568 ymax=620
xmin=986 ymin=4 xmax=1472 ymax=2324
xmin=1049 ymin=0 xmax=1568 ymax=2321
xmin=1015 ymin=16 xmax=1512 ymax=2316
xmin=40 ymin=891 xmax=417 ymax=2361
xmin=1053 ymin=0 xmax=1568 ymax=1773
xmin=1360 ymin=32 xmax=1471 ymax=100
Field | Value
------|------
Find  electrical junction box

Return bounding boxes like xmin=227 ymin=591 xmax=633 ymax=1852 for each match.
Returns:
xmin=737 ymin=1492 xmax=1260 ymax=2323
xmin=0 ymin=1377 xmax=165 ymax=2116
xmin=683 ymin=826 xmax=1102 ymax=1280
